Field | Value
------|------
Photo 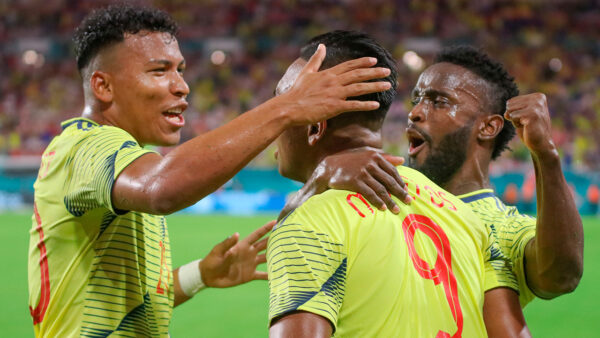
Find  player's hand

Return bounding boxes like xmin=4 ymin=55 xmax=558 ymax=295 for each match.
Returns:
xmin=200 ymin=220 xmax=275 ymax=288
xmin=504 ymin=93 xmax=558 ymax=158
xmin=277 ymin=44 xmax=392 ymax=126
xmin=278 ymin=147 xmax=410 ymax=220
xmin=314 ymin=147 xmax=411 ymax=213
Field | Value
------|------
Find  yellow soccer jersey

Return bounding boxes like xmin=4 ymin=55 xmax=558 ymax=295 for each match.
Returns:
xmin=28 ymin=118 xmax=173 ymax=337
xmin=459 ymin=189 xmax=537 ymax=307
xmin=268 ymin=166 xmax=502 ymax=337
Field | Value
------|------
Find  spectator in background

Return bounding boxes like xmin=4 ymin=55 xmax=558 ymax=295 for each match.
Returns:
xmin=1 ymin=1 xmax=599 ymax=170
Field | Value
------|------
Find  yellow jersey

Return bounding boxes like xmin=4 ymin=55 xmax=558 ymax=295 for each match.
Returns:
xmin=459 ymin=189 xmax=537 ymax=307
xmin=268 ymin=166 xmax=505 ymax=337
xmin=28 ymin=118 xmax=173 ymax=337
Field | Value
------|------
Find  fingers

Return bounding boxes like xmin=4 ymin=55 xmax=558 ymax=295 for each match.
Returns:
xmin=336 ymin=100 xmax=380 ymax=112
xmin=301 ymin=44 xmax=326 ymax=73
xmin=353 ymin=179 xmax=387 ymax=212
xmin=244 ymin=220 xmax=276 ymax=244
xmin=256 ymin=253 xmax=267 ymax=265
xmin=343 ymin=81 xmax=392 ymax=98
xmin=327 ymin=56 xmax=379 ymax=75
xmin=373 ymin=157 xmax=411 ymax=206
xmin=336 ymin=67 xmax=391 ymax=86
xmin=382 ymin=154 xmax=405 ymax=166
xmin=253 ymin=237 xmax=269 ymax=253
xmin=211 ymin=233 xmax=240 ymax=256
xmin=253 ymin=271 xmax=268 ymax=281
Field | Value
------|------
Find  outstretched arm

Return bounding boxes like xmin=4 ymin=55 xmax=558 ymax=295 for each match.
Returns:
xmin=279 ymin=147 xmax=411 ymax=220
xmin=113 ymin=45 xmax=392 ymax=214
xmin=505 ymin=93 xmax=583 ymax=298
xmin=173 ymin=220 xmax=275 ymax=307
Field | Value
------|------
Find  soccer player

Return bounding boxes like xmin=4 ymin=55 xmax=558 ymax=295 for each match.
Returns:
xmin=289 ymin=45 xmax=584 ymax=335
xmin=27 ymin=4 xmax=398 ymax=337
xmin=267 ymin=31 xmax=507 ymax=337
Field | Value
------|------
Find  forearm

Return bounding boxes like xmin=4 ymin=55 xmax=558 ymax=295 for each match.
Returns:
xmin=525 ymin=149 xmax=583 ymax=297
xmin=116 ymin=98 xmax=291 ymax=214
xmin=173 ymin=267 xmax=192 ymax=307
xmin=483 ymin=288 xmax=530 ymax=338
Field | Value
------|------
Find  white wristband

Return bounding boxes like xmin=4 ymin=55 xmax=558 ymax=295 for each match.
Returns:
xmin=178 ymin=259 xmax=206 ymax=297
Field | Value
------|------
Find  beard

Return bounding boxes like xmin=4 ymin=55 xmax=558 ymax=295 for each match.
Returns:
xmin=408 ymin=123 xmax=473 ymax=187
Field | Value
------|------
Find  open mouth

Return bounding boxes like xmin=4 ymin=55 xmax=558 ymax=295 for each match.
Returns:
xmin=407 ymin=128 xmax=427 ymax=156
xmin=163 ymin=108 xmax=185 ymax=127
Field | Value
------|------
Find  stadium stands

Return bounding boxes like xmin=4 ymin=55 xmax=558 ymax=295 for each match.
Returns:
xmin=1 ymin=0 xmax=598 ymax=210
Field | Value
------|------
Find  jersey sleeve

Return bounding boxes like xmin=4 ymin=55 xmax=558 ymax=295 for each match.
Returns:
xmin=483 ymin=222 xmax=520 ymax=293
xmin=497 ymin=213 xmax=537 ymax=307
xmin=267 ymin=202 xmax=347 ymax=331
xmin=63 ymin=126 xmax=155 ymax=216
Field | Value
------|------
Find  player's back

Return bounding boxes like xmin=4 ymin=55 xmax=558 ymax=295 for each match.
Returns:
xmin=268 ymin=166 xmax=490 ymax=337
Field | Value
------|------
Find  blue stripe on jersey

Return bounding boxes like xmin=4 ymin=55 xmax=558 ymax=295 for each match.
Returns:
xmin=272 ymin=263 xmax=309 ymax=273
xmin=460 ymin=191 xmax=496 ymax=203
xmin=272 ymin=241 xmax=344 ymax=255
xmin=272 ymin=278 xmax=318 ymax=289
xmin=320 ymin=258 xmax=346 ymax=303
xmin=270 ymin=271 xmax=316 ymax=282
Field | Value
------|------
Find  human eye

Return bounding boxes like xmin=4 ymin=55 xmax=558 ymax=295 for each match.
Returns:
xmin=410 ymin=96 xmax=420 ymax=106
xmin=150 ymin=67 xmax=166 ymax=75
xmin=433 ymin=96 xmax=449 ymax=107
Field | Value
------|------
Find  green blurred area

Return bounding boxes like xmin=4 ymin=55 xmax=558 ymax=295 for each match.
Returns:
xmin=3 ymin=213 xmax=599 ymax=337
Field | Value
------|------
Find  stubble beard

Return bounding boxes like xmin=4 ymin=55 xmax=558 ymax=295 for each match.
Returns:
xmin=407 ymin=123 xmax=473 ymax=188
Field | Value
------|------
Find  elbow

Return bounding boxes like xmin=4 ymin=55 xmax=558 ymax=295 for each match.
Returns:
xmin=145 ymin=179 xmax=181 ymax=215
xmin=149 ymin=198 xmax=179 ymax=215
xmin=536 ymin=264 xmax=583 ymax=298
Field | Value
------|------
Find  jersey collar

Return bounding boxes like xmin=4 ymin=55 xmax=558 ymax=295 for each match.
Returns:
xmin=458 ymin=189 xmax=496 ymax=203
xmin=61 ymin=117 xmax=99 ymax=130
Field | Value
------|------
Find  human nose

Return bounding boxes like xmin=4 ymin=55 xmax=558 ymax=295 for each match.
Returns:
xmin=408 ymin=101 xmax=426 ymax=123
xmin=171 ymin=72 xmax=190 ymax=98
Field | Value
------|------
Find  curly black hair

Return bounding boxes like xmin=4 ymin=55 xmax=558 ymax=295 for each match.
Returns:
xmin=73 ymin=4 xmax=179 ymax=73
xmin=300 ymin=30 xmax=398 ymax=130
xmin=435 ymin=45 xmax=519 ymax=159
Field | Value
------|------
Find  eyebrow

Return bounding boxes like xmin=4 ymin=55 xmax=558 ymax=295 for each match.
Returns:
xmin=147 ymin=59 xmax=186 ymax=68
xmin=412 ymin=88 xmax=452 ymax=99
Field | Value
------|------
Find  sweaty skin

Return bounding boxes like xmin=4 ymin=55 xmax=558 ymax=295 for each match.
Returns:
xmin=83 ymin=31 xmax=394 ymax=308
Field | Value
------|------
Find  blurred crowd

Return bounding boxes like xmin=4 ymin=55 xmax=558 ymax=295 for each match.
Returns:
xmin=1 ymin=0 xmax=599 ymax=171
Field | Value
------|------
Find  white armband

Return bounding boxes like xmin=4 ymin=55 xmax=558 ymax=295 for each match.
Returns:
xmin=178 ymin=259 xmax=206 ymax=297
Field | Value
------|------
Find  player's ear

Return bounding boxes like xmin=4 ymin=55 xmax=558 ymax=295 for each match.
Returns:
xmin=307 ymin=121 xmax=327 ymax=146
xmin=90 ymin=70 xmax=113 ymax=103
xmin=478 ymin=114 xmax=503 ymax=141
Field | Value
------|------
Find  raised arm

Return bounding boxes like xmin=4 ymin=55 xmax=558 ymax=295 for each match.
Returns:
xmin=113 ymin=45 xmax=392 ymax=214
xmin=505 ymin=93 xmax=584 ymax=298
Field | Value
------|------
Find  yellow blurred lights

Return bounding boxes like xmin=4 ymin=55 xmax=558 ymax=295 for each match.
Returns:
xmin=22 ymin=50 xmax=45 ymax=67
xmin=402 ymin=51 xmax=424 ymax=71
xmin=210 ymin=50 xmax=226 ymax=65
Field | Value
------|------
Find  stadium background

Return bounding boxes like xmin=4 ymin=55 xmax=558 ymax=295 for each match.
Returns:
xmin=1 ymin=0 xmax=598 ymax=336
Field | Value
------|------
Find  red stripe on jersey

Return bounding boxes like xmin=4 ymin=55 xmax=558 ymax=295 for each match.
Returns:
xmin=29 ymin=203 xmax=51 ymax=325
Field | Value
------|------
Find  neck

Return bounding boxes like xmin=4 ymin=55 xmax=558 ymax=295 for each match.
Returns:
xmin=441 ymin=149 xmax=492 ymax=195
xmin=301 ymin=125 xmax=382 ymax=183
xmin=81 ymin=99 xmax=115 ymax=127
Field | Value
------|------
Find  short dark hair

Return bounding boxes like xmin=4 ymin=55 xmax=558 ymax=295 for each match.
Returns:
xmin=300 ymin=30 xmax=398 ymax=131
xmin=73 ymin=4 xmax=179 ymax=73
xmin=434 ymin=45 xmax=519 ymax=159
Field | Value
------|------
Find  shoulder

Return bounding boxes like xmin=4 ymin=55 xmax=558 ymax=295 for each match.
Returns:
xmin=275 ymin=189 xmax=367 ymax=242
